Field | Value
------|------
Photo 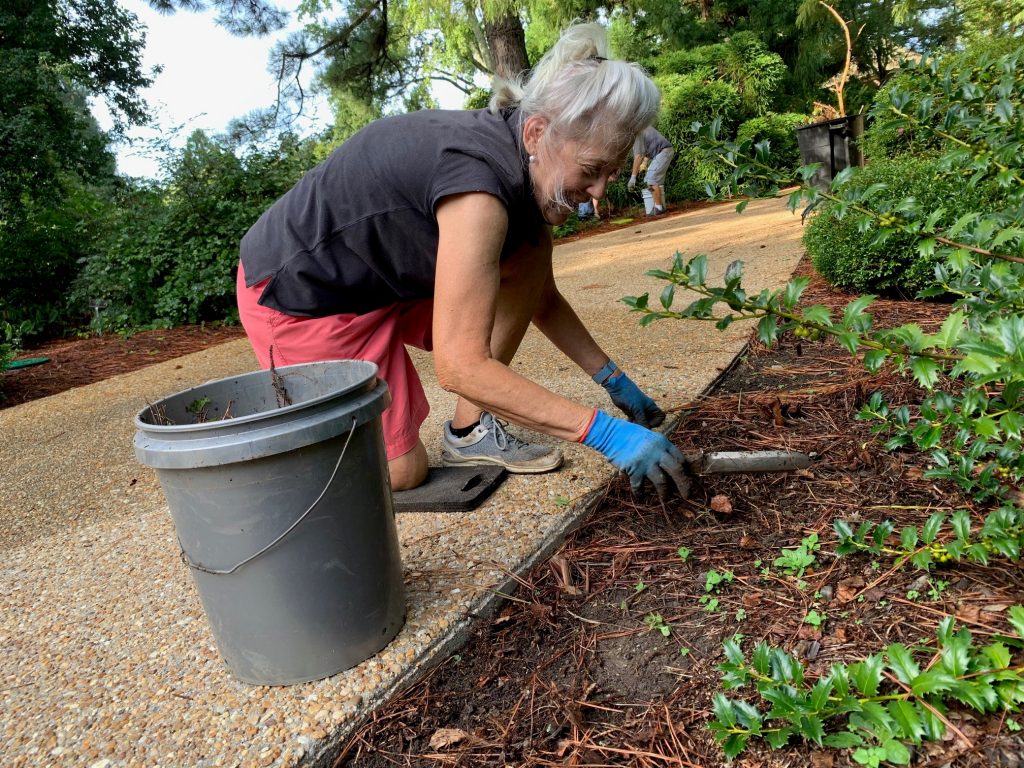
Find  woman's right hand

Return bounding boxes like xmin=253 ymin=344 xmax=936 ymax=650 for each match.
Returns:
xmin=581 ymin=410 xmax=691 ymax=498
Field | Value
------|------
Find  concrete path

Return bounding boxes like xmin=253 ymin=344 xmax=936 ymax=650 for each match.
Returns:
xmin=0 ymin=197 xmax=805 ymax=767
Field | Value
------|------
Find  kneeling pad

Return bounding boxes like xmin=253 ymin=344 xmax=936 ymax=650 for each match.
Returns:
xmin=392 ymin=466 xmax=508 ymax=512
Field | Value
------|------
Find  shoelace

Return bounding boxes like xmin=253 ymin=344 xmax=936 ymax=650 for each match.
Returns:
xmin=486 ymin=415 xmax=528 ymax=452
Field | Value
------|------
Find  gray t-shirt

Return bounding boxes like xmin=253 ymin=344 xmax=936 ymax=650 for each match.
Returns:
xmin=634 ymin=126 xmax=672 ymax=160
xmin=241 ymin=108 xmax=540 ymax=317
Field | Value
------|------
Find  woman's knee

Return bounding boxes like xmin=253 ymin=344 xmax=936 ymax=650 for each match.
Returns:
xmin=388 ymin=440 xmax=429 ymax=491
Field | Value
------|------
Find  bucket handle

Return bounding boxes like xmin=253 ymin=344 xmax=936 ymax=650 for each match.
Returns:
xmin=179 ymin=419 xmax=358 ymax=576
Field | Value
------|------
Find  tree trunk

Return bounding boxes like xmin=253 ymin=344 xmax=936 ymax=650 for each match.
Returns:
xmin=483 ymin=10 xmax=530 ymax=81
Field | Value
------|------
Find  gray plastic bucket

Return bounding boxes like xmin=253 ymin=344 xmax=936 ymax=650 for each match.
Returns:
xmin=134 ymin=359 xmax=405 ymax=685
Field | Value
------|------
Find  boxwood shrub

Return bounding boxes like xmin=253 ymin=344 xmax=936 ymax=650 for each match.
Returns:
xmin=804 ymin=154 xmax=1011 ymax=297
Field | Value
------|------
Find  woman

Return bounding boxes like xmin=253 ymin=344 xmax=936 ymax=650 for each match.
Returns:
xmin=237 ymin=23 xmax=689 ymax=497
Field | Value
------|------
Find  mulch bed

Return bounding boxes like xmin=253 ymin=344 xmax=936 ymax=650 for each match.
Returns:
xmin=0 ymin=323 xmax=246 ymax=409
xmin=334 ymin=259 xmax=1024 ymax=768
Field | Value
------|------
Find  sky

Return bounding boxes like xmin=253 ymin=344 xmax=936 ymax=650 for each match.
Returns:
xmin=101 ymin=0 xmax=324 ymax=179
xmin=101 ymin=0 xmax=466 ymax=179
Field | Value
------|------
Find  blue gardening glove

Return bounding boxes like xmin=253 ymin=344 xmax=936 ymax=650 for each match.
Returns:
xmin=627 ymin=175 xmax=637 ymax=191
xmin=593 ymin=360 xmax=665 ymax=428
xmin=582 ymin=409 xmax=691 ymax=498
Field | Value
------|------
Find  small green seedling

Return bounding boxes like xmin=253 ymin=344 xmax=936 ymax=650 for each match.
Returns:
xmin=678 ymin=546 xmax=692 ymax=562
xmin=705 ymin=569 xmax=734 ymax=592
xmin=773 ymin=533 xmax=819 ymax=577
xmin=635 ymin=579 xmax=647 ymax=594
xmin=928 ymin=578 xmax=949 ymax=602
xmin=701 ymin=597 xmax=721 ymax=613
xmin=644 ymin=612 xmax=671 ymax=637
xmin=803 ymin=610 xmax=826 ymax=628
xmin=700 ymin=569 xmax=733 ymax=614
xmin=186 ymin=396 xmax=212 ymax=422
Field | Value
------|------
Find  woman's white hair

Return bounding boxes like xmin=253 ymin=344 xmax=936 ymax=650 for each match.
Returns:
xmin=490 ymin=23 xmax=661 ymax=209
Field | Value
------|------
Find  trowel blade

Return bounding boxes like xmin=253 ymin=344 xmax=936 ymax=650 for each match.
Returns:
xmin=695 ymin=450 xmax=811 ymax=475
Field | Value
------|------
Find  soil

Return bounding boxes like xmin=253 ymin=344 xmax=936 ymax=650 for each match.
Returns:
xmin=335 ymin=259 xmax=1024 ymax=768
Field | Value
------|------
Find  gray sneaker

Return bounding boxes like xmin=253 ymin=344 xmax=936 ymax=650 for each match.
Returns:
xmin=441 ymin=412 xmax=563 ymax=474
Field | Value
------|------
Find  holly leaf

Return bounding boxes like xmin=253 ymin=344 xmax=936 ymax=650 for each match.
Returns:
xmin=887 ymin=700 xmax=925 ymax=743
xmin=922 ymin=513 xmax=944 ymax=544
xmin=910 ymin=357 xmax=940 ymax=388
xmin=1008 ymin=606 xmax=1024 ymax=639
xmin=850 ymin=655 xmax=884 ymax=697
xmin=910 ymin=668 xmax=957 ymax=696
xmin=886 ymin=643 xmax=921 ymax=684
xmin=863 ymin=349 xmax=888 ymax=372
xmin=713 ymin=692 xmax=737 ymax=727
xmin=721 ymin=732 xmax=748 ymax=760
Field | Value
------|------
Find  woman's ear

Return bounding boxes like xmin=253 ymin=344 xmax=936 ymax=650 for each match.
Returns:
xmin=522 ymin=115 xmax=548 ymax=157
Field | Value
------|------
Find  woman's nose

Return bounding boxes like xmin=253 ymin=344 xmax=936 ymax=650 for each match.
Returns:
xmin=587 ymin=176 xmax=609 ymax=199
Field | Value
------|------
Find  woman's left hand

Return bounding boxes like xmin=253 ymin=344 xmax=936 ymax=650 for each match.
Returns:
xmin=594 ymin=362 xmax=665 ymax=428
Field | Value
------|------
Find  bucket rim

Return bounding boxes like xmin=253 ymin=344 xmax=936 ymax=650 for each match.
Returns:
xmin=134 ymin=358 xmax=379 ymax=434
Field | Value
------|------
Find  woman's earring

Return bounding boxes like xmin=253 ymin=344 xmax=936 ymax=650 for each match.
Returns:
xmin=528 ymin=155 xmax=536 ymax=164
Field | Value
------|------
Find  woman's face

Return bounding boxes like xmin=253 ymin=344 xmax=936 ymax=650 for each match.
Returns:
xmin=530 ymin=137 xmax=627 ymax=226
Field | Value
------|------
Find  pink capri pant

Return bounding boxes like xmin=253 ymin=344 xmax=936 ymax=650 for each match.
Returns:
xmin=236 ymin=263 xmax=433 ymax=460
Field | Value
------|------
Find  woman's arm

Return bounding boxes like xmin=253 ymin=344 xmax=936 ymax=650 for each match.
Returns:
xmin=530 ymin=265 xmax=609 ymax=377
xmin=432 ymin=192 xmax=594 ymax=442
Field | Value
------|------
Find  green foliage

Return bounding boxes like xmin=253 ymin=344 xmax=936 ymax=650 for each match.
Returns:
xmin=699 ymin=568 xmax=734 ymax=613
xmin=804 ymin=153 xmax=1012 ymax=297
xmin=647 ymin=33 xmax=791 ymax=204
xmin=710 ymin=616 xmax=1024 ymax=761
xmin=654 ymin=75 xmax=739 ymax=202
xmin=650 ymin=43 xmax=729 ymax=79
xmin=1 ymin=0 xmax=151 ymax=335
xmin=649 ymin=33 xmax=785 ymax=121
xmin=859 ymin=36 xmax=1024 ymax=163
xmin=72 ymin=132 xmax=318 ymax=331
xmin=721 ymin=32 xmax=789 ymax=119
xmin=835 ymin=502 xmax=1024 ymax=573
xmin=0 ymin=320 xmax=31 ymax=378
xmin=644 ymin=612 xmax=672 ymax=637
xmin=735 ymin=112 xmax=808 ymax=178
xmin=773 ymin=533 xmax=820 ymax=577
xmin=463 ymin=88 xmax=493 ymax=110
xmin=0 ymin=175 xmax=112 ymax=336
